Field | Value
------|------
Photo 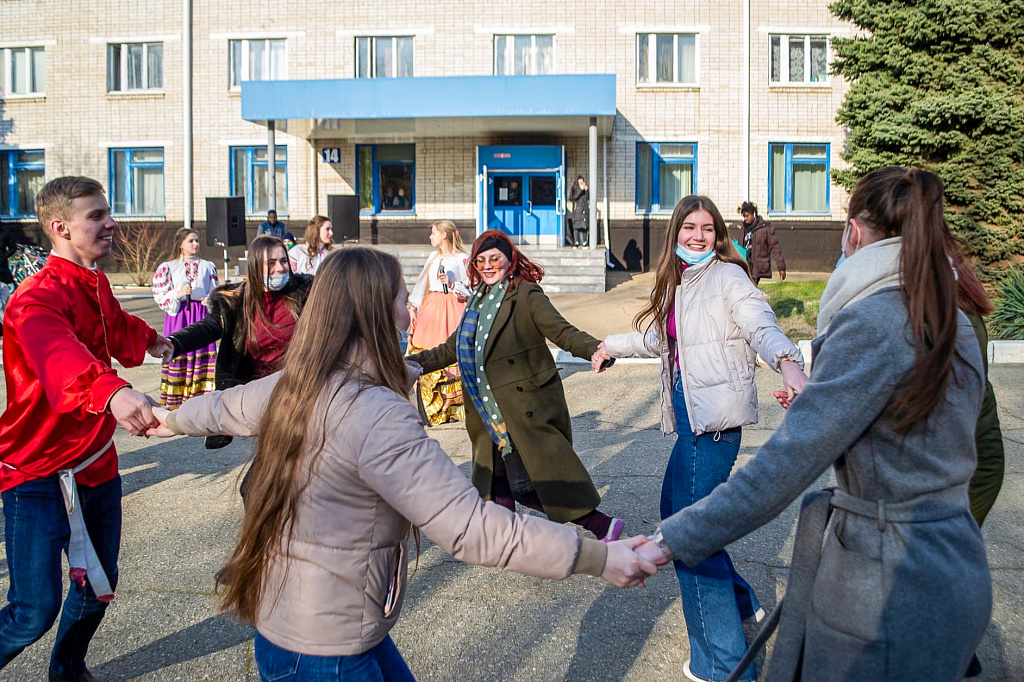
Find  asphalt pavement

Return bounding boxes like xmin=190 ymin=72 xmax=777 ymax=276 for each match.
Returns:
xmin=0 ymin=357 xmax=1020 ymax=681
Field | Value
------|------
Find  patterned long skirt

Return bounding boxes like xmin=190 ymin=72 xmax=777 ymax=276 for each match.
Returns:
xmin=160 ymin=300 xmax=217 ymax=408
xmin=410 ymin=291 xmax=466 ymax=425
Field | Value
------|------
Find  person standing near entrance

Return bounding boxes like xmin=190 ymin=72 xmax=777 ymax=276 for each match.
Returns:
xmin=408 ymin=220 xmax=470 ymax=426
xmin=738 ymin=201 xmax=785 ymax=285
xmin=408 ymin=230 xmax=625 ymax=542
xmin=569 ymin=175 xmax=590 ymax=247
xmin=257 ymin=210 xmax=286 ymax=239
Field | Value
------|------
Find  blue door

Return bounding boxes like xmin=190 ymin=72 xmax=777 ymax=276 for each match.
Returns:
xmin=487 ymin=171 xmax=561 ymax=244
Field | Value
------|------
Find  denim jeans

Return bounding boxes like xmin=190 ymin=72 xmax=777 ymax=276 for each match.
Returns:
xmin=663 ymin=376 xmax=758 ymax=681
xmin=255 ymin=631 xmax=416 ymax=682
xmin=0 ymin=475 xmax=122 ymax=675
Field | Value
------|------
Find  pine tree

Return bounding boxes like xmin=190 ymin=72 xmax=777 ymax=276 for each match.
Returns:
xmin=830 ymin=0 xmax=1024 ymax=279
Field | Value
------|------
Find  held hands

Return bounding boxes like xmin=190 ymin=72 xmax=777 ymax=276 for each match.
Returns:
xmin=145 ymin=407 xmax=176 ymax=438
xmin=109 ymin=387 xmax=161 ymax=436
xmin=591 ymin=342 xmax=613 ymax=373
xmin=774 ymin=359 xmax=809 ymax=409
xmin=148 ymin=334 xmax=175 ymax=363
xmin=602 ymin=535 xmax=659 ymax=588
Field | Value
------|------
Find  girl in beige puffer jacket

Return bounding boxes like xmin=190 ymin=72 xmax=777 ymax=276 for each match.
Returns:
xmin=594 ymin=195 xmax=807 ymax=682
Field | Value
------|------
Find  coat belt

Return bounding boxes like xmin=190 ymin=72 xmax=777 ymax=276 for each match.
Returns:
xmin=726 ymin=485 xmax=967 ymax=682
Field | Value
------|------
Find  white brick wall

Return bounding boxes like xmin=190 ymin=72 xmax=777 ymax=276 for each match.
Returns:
xmin=0 ymin=0 xmax=851 ymax=225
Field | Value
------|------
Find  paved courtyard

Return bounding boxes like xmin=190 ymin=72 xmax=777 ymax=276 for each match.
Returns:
xmin=0 ymin=354 xmax=1019 ymax=680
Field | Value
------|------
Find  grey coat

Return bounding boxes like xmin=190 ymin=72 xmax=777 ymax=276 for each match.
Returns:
xmin=661 ymin=288 xmax=991 ymax=681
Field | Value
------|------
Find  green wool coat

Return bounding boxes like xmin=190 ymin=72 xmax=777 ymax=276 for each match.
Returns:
xmin=408 ymin=280 xmax=602 ymax=522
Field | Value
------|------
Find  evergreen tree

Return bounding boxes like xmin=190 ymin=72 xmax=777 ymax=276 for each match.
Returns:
xmin=830 ymin=0 xmax=1024 ymax=279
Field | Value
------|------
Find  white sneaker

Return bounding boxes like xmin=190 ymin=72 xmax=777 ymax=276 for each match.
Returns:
xmin=683 ymin=660 xmax=707 ymax=682
xmin=742 ymin=607 xmax=766 ymax=624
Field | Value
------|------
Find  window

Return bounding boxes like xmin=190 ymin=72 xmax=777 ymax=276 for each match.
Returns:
xmin=0 ymin=47 xmax=45 ymax=96
xmin=637 ymin=34 xmax=696 ymax=85
xmin=770 ymin=35 xmax=828 ymax=84
xmin=231 ymin=146 xmax=288 ymax=216
xmin=110 ymin=148 xmax=164 ymax=216
xmin=636 ymin=143 xmax=696 ymax=213
xmin=356 ymin=144 xmax=415 ymax=214
xmin=229 ymin=39 xmax=286 ymax=89
xmin=493 ymin=35 xmax=554 ymax=76
xmin=769 ymin=143 xmax=830 ymax=214
xmin=0 ymin=151 xmax=44 ymax=218
xmin=356 ymin=37 xmax=414 ymax=78
xmin=107 ymin=43 xmax=163 ymax=92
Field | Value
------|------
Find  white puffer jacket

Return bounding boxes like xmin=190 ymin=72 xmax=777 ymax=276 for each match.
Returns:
xmin=604 ymin=257 xmax=802 ymax=435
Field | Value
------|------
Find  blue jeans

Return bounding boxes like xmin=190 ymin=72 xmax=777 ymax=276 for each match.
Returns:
xmin=255 ymin=631 xmax=416 ymax=682
xmin=663 ymin=376 xmax=758 ymax=681
xmin=0 ymin=475 xmax=122 ymax=675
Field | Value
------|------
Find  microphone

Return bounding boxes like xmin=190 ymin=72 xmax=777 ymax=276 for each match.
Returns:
xmin=439 ymin=260 xmax=448 ymax=294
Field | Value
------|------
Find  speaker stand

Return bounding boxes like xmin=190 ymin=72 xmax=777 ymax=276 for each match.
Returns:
xmin=215 ymin=241 xmax=229 ymax=282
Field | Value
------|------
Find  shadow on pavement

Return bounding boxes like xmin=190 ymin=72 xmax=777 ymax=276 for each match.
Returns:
xmin=94 ymin=614 xmax=253 ymax=679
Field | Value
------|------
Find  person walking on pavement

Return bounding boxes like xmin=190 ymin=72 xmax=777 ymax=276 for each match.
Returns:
xmin=257 ymin=210 xmax=286 ymax=239
xmin=738 ymin=202 xmax=785 ymax=285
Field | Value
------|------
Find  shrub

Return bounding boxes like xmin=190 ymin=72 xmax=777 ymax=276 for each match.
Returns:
xmin=990 ymin=267 xmax=1024 ymax=340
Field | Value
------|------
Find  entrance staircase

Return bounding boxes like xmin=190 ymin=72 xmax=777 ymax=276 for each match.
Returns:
xmin=374 ymin=244 xmax=607 ymax=293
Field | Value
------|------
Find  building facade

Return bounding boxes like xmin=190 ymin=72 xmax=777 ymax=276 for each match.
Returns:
xmin=1 ymin=0 xmax=852 ymax=271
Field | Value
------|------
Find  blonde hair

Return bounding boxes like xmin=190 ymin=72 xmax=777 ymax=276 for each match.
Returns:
xmin=35 ymin=176 xmax=106 ymax=242
xmin=432 ymin=220 xmax=465 ymax=254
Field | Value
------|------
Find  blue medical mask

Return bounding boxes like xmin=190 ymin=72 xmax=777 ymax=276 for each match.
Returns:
xmin=835 ymin=252 xmax=847 ymax=268
xmin=264 ymin=272 xmax=290 ymax=292
xmin=675 ymin=243 xmax=715 ymax=266
xmin=397 ymin=327 xmax=409 ymax=355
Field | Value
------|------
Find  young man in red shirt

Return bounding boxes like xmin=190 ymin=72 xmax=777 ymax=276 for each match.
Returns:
xmin=0 ymin=176 xmax=172 ymax=681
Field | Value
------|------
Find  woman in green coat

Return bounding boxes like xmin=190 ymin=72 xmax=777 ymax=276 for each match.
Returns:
xmin=408 ymin=230 xmax=624 ymax=541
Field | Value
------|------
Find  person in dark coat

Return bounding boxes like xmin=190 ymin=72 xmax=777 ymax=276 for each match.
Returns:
xmin=640 ymin=168 xmax=991 ymax=682
xmin=568 ymin=175 xmax=590 ymax=247
xmin=408 ymin=230 xmax=623 ymax=540
xmin=167 ymin=235 xmax=313 ymax=449
xmin=738 ymin=202 xmax=785 ymax=284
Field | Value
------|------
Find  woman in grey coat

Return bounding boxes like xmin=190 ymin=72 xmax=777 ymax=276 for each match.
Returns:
xmin=638 ymin=167 xmax=992 ymax=682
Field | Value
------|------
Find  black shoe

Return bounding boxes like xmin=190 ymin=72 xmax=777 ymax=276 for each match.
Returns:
xmin=49 ymin=668 xmax=100 ymax=682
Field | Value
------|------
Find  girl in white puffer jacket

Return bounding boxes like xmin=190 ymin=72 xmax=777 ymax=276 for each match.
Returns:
xmin=593 ymin=195 xmax=807 ymax=682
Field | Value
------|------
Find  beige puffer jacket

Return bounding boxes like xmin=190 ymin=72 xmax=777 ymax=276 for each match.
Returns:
xmin=604 ymin=257 xmax=802 ymax=435
xmin=166 ymin=370 xmax=606 ymax=656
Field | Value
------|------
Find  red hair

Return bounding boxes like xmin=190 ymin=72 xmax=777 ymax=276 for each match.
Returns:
xmin=467 ymin=230 xmax=544 ymax=289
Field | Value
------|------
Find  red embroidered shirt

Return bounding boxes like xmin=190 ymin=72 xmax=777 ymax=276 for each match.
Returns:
xmin=0 ymin=254 xmax=157 ymax=491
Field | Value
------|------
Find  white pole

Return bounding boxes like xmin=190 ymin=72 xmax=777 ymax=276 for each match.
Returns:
xmin=267 ymin=121 xmax=277 ymax=212
xmin=743 ymin=0 xmax=751 ymax=202
xmin=588 ymin=116 xmax=598 ymax=250
xmin=182 ymin=0 xmax=193 ymax=229
xmin=310 ymin=132 xmax=319 ymax=216
xmin=603 ymin=135 xmax=611 ymax=267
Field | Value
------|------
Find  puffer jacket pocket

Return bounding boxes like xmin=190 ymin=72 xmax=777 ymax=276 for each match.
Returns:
xmin=382 ymin=543 xmax=405 ymax=619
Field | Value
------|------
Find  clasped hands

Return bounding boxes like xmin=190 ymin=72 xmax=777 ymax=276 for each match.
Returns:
xmin=601 ymin=535 xmax=673 ymax=588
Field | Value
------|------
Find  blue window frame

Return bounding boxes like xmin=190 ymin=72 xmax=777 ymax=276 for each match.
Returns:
xmin=0 ymin=150 xmax=44 ymax=219
xmin=636 ymin=142 xmax=697 ymax=213
xmin=356 ymin=144 xmax=415 ymax=215
xmin=109 ymin=148 xmax=165 ymax=216
xmin=768 ymin=143 xmax=830 ymax=215
xmin=230 ymin=145 xmax=288 ymax=216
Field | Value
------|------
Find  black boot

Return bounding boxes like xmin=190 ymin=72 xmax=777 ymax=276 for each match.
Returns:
xmin=49 ymin=668 xmax=100 ymax=682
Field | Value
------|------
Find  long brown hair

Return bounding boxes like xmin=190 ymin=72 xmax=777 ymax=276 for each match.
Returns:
xmin=303 ymin=215 xmax=333 ymax=256
xmin=847 ymin=167 xmax=959 ymax=432
xmin=220 ymin=235 xmax=299 ymax=352
xmin=171 ymin=227 xmax=199 ymax=260
xmin=635 ymin=195 xmax=751 ymax=332
xmin=466 ymin=230 xmax=544 ymax=289
xmin=948 ymin=239 xmax=994 ymax=317
xmin=216 ymin=247 xmax=409 ymax=622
